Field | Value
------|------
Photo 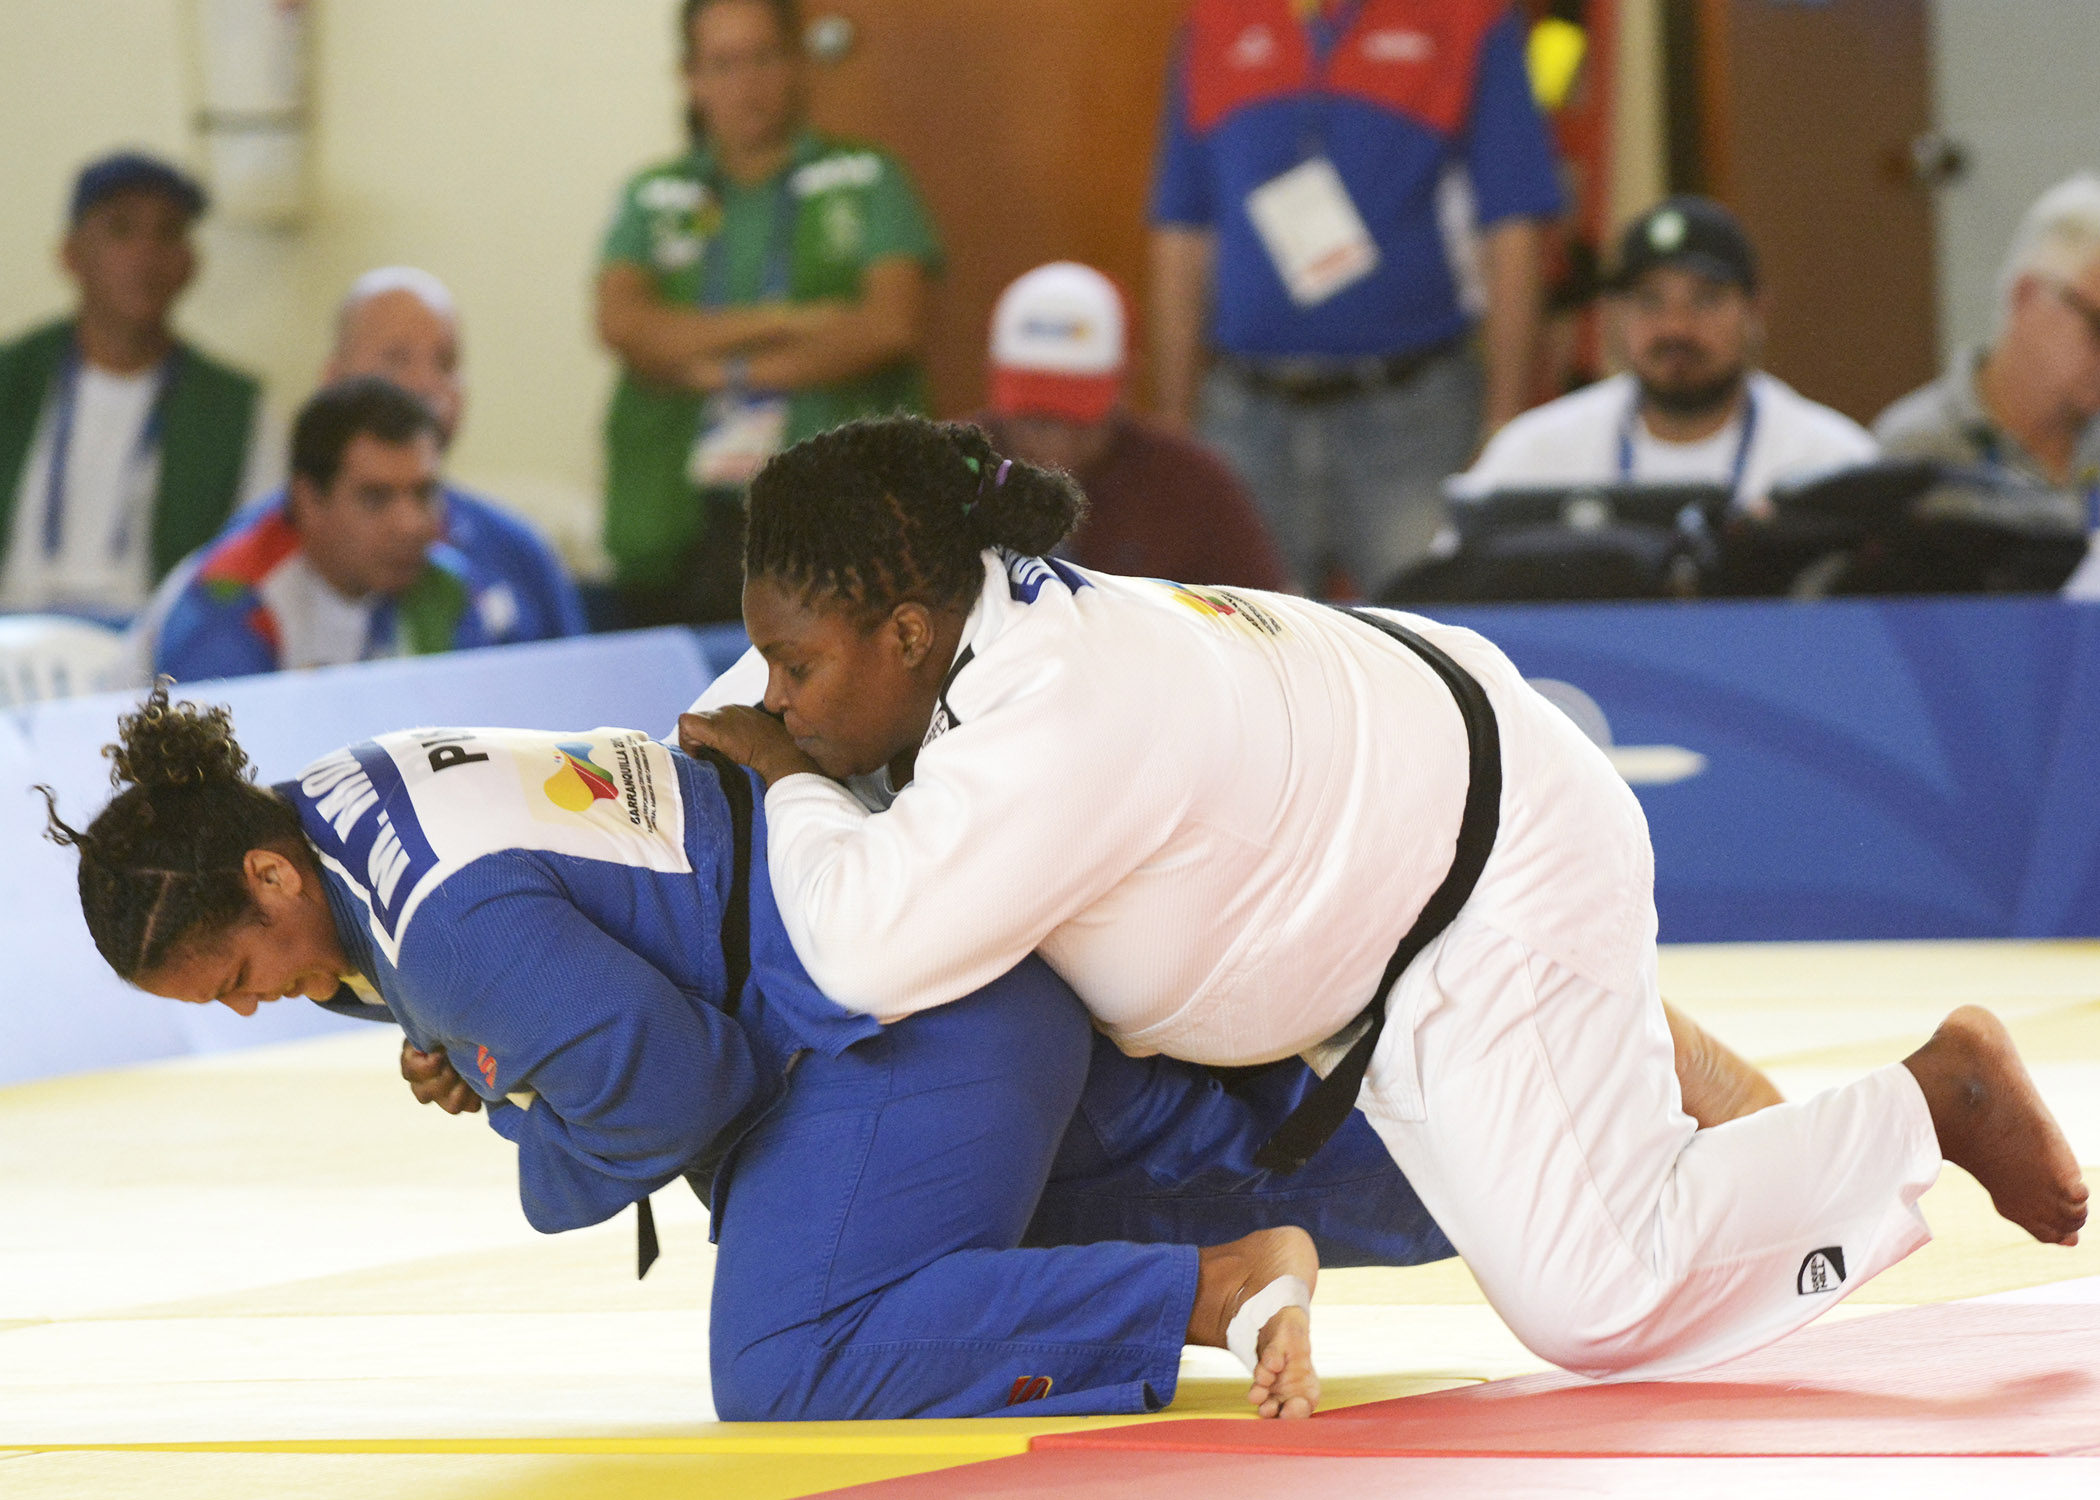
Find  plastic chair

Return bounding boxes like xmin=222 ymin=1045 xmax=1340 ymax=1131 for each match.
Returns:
xmin=0 ymin=615 xmax=135 ymax=709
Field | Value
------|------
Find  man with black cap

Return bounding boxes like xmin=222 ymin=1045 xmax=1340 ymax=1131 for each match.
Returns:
xmin=0 ymin=151 xmax=283 ymax=620
xmin=1458 ymin=196 xmax=1873 ymax=515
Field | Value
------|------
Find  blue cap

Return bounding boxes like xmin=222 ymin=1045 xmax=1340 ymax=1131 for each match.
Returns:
xmin=69 ymin=152 xmax=208 ymax=226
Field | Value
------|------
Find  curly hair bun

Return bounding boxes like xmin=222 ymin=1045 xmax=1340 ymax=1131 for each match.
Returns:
xmin=106 ymin=682 xmax=253 ymax=793
xmin=946 ymin=423 xmax=1088 ymax=558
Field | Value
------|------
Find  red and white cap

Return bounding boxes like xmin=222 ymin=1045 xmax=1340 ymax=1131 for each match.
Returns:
xmin=987 ymin=261 xmax=1127 ymax=423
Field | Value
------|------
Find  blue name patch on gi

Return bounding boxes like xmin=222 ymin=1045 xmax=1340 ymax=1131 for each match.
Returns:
xmin=295 ymin=739 xmax=444 ymax=947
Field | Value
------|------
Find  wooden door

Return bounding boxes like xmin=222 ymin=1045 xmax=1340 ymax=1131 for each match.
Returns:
xmin=1677 ymin=0 xmax=1939 ymax=425
xmin=802 ymin=0 xmax=1186 ymax=418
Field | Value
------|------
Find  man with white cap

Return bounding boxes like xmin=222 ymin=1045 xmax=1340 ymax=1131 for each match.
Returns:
xmin=980 ymin=262 xmax=1290 ymax=591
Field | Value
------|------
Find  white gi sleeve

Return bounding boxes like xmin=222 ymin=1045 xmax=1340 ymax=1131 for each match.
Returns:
xmin=761 ymin=641 xmax=1198 ymax=1019
xmin=687 ymin=646 xmax=768 ymax=715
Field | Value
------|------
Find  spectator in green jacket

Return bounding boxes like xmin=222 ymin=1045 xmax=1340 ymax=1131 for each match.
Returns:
xmin=0 ymin=152 xmax=283 ymax=622
xmin=594 ymin=0 xmax=942 ymax=624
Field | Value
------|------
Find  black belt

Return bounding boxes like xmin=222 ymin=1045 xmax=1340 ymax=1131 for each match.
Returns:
xmin=633 ymin=746 xmax=757 ymax=1278
xmin=1221 ymin=337 xmax=1464 ymax=404
xmin=1254 ymin=608 xmax=1503 ymax=1172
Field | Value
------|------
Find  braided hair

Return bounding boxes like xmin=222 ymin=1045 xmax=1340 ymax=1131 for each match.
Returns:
xmin=40 ymin=684 xmax=306 ymax=982
xmin=745 ymin=415 xmax=1088 ymax=619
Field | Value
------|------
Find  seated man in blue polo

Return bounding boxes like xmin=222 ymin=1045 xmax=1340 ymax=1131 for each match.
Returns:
xmin=322 ymin=267 xmax=584 ymax=642
xmin=153 ymin=377 xmax=525 ymax=681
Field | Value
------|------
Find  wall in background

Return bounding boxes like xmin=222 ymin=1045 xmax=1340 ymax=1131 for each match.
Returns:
xmin=1928 ymin=0 xmax=2100 ymax=363
xmin=0 ymin=0 xmax=685 ymax=572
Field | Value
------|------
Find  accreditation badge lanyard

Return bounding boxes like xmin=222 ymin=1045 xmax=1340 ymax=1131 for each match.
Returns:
xmin=688 ymin=166 xmax=799 ymax=488
xmin=1617 ymin=387 xmax=1760 ymax=502
xmin=1244 ymin=1 xmax=1380 ymax=310
xmin=41 ymin=340 xmax=183 ymax=563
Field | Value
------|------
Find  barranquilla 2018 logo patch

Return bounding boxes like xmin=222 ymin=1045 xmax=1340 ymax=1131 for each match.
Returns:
xmin=544 ymin=741 xmax=621 ymax=812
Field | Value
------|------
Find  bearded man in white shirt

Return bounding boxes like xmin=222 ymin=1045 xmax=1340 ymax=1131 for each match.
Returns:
xmin=1459 ymin=197 xmax=1875 ymax=518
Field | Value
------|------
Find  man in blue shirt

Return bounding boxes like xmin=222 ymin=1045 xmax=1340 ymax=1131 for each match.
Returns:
xmin=1149 ymin=0 xmax=1563 ymax=594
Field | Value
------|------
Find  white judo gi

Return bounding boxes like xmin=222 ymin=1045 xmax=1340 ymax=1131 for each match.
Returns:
xmin=696 ymin=549 xmax=1941 ymax=1378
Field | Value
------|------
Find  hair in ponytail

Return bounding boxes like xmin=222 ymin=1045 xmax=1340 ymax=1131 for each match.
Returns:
xmin=744 ymin=414 xmax=1088 ymax=619
xmin=40 ymin=683 xmax=305 ymax=981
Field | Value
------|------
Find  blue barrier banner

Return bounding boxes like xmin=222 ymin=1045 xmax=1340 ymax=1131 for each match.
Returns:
xmin=1436 ymin=596 xmax=2100 ymax=944
xmin=0 ymin=630 xmax=717 ymax=1087
xmin=4 ymin=601 xmax=2094 ymax=1088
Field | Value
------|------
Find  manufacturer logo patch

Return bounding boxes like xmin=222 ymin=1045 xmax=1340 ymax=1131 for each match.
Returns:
xmin=1006 ymin=1375 xmax=1054 ymax=1406
xmin=1797 ymin=1246 xmax=1847 ymax=1295
xmin=476 ymin=1045 xmax=498 ymax=1091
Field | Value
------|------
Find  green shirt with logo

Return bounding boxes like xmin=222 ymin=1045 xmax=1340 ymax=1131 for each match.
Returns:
xmin=599 ymin=130 xmax=941 ymax=586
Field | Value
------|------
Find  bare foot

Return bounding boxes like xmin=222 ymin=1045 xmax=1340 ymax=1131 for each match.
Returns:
xmin=1246 ymin=1302 xmax=1317 ymax=1420
xmin=1188 ymin=1226 xmax=1321 ymax=1419
xmin=1904 ymin=1005 xmax=2088 ymax=1245
xmin=1666 ymin=1000 xmax=1784 ymax=1127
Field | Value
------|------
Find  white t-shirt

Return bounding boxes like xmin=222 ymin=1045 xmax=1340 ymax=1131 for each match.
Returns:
xmin=2 ymin=361 xmax=284 ymax=618
xmin=698 ymin=551 xmax=1654 ymax=1068
xmin=1456 ymin=371 xmax=1878 ymax=513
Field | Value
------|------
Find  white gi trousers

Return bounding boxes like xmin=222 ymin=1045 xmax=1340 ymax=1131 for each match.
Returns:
xmin=1357 ymin=909 xmax=1941 ymax=1381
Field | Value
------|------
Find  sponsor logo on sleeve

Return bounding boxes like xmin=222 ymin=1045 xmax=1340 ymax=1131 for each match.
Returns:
xmin=1362 ymin=28 xmax=1434 ymax=63
xmin=1156 ymin=580 xmax=1286 ymax=639
xmin=475 ymin=1045 xmax=498 ymax=1090
xmin=1229 ymin=24 xmax=1277 ymax=68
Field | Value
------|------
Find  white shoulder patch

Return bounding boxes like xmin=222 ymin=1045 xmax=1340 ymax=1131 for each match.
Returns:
xmin=792 ymin=153 xmax=884 ymax=197
xmin=637 ymin=175 xmax=706 ymax=212
xmin=298 ymin=728 xmax=691 ymax=965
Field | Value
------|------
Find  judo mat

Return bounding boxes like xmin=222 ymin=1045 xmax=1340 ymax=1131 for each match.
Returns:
xmin=3 ymin=939 xmax=2098 ymax=1499
xmin=1036 ymin=1295 xmax=2100 ymax=1459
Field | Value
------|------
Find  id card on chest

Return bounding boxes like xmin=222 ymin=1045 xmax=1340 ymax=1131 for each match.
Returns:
xmin=689 ymin=392 xmax=789 ymax=489
xmin=1244 ymin=156 xmax=1381 ymax=308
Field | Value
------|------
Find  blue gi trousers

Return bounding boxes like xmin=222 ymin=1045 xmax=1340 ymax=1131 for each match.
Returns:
xmin=706 ymin=958 xmax=1452 ymax=1420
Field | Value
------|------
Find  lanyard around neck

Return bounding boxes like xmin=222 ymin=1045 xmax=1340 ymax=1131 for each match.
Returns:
xmin=697 ymin=163 xmax=801 ymax=309
xmin=1617 ymin=385 xmax=1760 ymax=499
xmin=42 ymin=340 xmax=183 ymax=562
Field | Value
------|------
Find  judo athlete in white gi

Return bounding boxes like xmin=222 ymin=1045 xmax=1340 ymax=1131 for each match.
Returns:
xmin=46 ymin=687 xmax=1477 ymax=1420
xmin=684 ymin=415 xmax=2090 ymax=1389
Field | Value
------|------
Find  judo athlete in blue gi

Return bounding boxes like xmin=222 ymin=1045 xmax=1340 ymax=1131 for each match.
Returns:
xmin=45 ymin=687 xmax=1453 ymax=1420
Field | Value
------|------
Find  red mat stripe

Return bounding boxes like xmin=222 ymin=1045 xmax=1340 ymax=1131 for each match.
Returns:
xmin=818 ymin=1451 xmax=2100 ymax=1499
xmin=1032 ymin=1303 xmax=2100 ymax=1458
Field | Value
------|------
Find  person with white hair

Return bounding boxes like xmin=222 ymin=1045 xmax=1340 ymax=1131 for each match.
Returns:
xmin=1875 ymin=172 xmax=2100 ymax=591
xmin=321 ymin=267 xmax=584 ymax=641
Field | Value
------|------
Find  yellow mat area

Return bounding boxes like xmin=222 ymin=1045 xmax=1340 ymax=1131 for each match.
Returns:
xmin=2 ymin=939 xmax=2096 ymax=1499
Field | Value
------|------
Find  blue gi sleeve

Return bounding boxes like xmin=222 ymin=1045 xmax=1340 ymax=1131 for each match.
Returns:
xmin=1463 ymin=9 xmax=1566 ymax=227
xmin=402 ymin=856 xmax=770 ymax=1234
xmin=1148 ymin=31 xmax=1214 ymax=228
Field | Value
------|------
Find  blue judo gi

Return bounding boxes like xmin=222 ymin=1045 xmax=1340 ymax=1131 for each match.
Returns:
xmin=284 ymin=726 xmax=1451 ymax=1420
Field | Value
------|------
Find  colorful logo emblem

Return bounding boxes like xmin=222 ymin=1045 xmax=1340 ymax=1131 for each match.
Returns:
xmin=475 ymin=1045 xmax=498 ymax=1091
xmin=544 ymin=741 xmax=619 ymax=813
